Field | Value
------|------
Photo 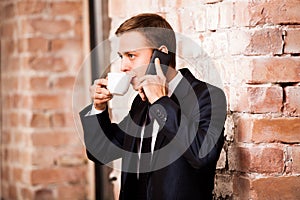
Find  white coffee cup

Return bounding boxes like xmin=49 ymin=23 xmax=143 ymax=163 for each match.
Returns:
xmin=107 ymin=72 xmax=132 ymax=95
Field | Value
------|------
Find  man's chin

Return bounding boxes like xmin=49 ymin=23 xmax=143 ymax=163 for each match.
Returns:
xmin=130 ymin=79 xmax=139 ymax=91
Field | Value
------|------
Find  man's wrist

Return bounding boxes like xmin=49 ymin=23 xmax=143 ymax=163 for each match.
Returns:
xmin=90 ymin=104 xmax=106 ymax=115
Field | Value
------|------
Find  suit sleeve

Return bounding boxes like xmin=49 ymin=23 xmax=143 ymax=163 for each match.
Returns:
xmin=149 ymin=84 xmax=227 ymax=169
xmin=79 ymin=104 xmax=125 ymax=164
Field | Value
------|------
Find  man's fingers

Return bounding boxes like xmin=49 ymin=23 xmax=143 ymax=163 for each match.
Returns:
xmin=94 ymin=93 xmax=112 ymax=101
xmin=155 ymin=58 xmax=164 ymax=77
xmin=95 ymin=87 xmax=111 ymax=95
xmin=138 ymin=88 xmax=147 ymax=101
xmin=94 ymin=78 xmax=108 ymax=87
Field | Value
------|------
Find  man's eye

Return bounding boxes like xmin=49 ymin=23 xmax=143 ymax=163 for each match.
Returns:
xmin=118 ymin=54 xmax=123 ymax=59
xmin=128 ymin=54 xmax=135 ymax=59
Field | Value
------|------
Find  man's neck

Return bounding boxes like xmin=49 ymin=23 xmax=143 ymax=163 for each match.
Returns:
xmin=166 ymin=67 xmax=178 ymax=83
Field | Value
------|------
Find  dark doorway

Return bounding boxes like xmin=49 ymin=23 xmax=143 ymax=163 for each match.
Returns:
xmin=88 ymin=0 xmax=114 ymax=199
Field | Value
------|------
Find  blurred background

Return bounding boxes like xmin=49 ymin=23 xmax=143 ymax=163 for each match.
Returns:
xmin=1 ymin=0 xmax=300 ymax=199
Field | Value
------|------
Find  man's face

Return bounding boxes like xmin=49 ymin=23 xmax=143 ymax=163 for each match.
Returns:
xmin=117 ymin=31 xmax=154 ymax=90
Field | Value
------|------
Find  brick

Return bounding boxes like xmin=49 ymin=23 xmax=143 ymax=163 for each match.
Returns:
xmin=4 ymin=94 xmax=31 ymax=110
xmin=179 ymin=7 xmax=201 ymax=33
xmin=2 ymin=76 xmax=18 ymax=91
xmin=230 ymin=85 xmax=283 ymax=113
xmin=17 ymin=1 xmax=47 ymax=15
xmin=50 ymin=39 xmax=83 ymax=68
xmin=200 ymin=31 xmax=229 ymax=58
xmin=1 ymin=130 xmax=11 ymax=144
xmin=52 ymin=76 xmax=75 ymax=90
xmin=122 ymin=0 xmax=152 ymax=17
xmin=0 ymin=22 xmax=17 ymax=38
xmin=32 ymin=148 xmax=56 ymax=167
xmin=214 ymin=174 xmax=233 ymax=199
xmin=57 ymin=154 xmax=86 ymax=167
xmin=291 ymin=146 xmax=300 ymax=174
xmin=1 ymin=57 xmax=20 ymax=72
xmin=2 ymin=39 xmax=17 ymax=55
xmin=234 ymin=0 xmax=300 ymax=27
xmin=31 ymin=94 xmax=68 ymax=110
xmin=74 ymin=19 xmax=83 ymax=39
xmin=229 ymin=28 xmax=283 ymax=55
xmin=252 ymin=176 xmax=300 ymax=200
xmin=21 ymin=187 xmax=33 ymax=200
xmin=23 ymin=56 xmax=68 ymax=72
xmin=216 ymin=148 xmax=226 ymax=169
xmin=0 ymin=3 xmax=15 ymax=19
xmin=31 ymin=166 xmax=85 ymax=185
xmin=233 ymin=175 xmax=250 ymax=200
xmin=206 ymin=4 xmax=219 ymax=31
xmin=31 ymin=131 xmax=75 ymax=147
xmin=30 ymin=112 xmax=50 ymax=128
xmin=8 ymin=185 xmax=17 ymax=200
xmin=219 ymin=1 xmax=233 ymax=28
xmin=12 ymin=167 xmax=23 ymax=182
xmin=22 ymin=18 xmax=72 ymax=35
xmin=237 ymin=116 xmax=300 ymax=143
xmin=51 ymin=39 xmax=82 ymax=52
xmin=235 ymin=57 xmax=300 ymax=84
xmin=228 ymin=145 xmax=283 ymax=173
xmin=285 ymin=29 xmax=300 ymax=54
xmin=28 ymin=76 xmax=50 ymax=91
xmin=50 ymin=112 xmax=74 ymax=127
xmin=14 ymin=131 xmax=31 ymax=147
xmin=284 ymin=86 xmax=300 ymax=116
xmin=108 ymin=0 xmax=127 ymax=18
xmin=57 ymin=185 xmax=86 ymax=200
xmin=50 ymin=2 xmax=82 ymax=17
xmin=34 ymin=189 xmax=54 ymax=200
xmin=18 ymin=37 xmax=49 ymax=53
xmin=262 ymin=1 xmax=300 ymax=25
xmin=14 ymin=149 xmax=31 ymax=167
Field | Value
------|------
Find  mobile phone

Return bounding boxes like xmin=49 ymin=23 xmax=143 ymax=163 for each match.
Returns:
xmin=145 ymin=49 xmax=171 ymax=75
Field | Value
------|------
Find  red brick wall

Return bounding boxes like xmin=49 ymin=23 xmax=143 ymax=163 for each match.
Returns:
xmin=1 ymin=0 xmax=89 ymax=199
xmin=108 ymin=0 xmax=300 ymax=199
xmin=1 ymin=0 xmax=300 ymax=199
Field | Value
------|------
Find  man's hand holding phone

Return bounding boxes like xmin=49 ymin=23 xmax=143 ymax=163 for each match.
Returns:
xmin=90 ymin=78 xmax=113 ymax=110
xmin=138 ymin=58 xmax=167 ymax=104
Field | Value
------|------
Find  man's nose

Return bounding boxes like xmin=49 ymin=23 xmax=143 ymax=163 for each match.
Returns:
xmin=120 ymin=58 xmax=131 ymax=72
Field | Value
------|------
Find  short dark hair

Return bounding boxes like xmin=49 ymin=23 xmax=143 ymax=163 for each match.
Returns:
xmin=115 ymin=13 xmax=176 ymax=68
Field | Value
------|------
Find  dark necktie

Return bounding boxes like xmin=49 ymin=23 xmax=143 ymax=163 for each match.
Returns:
xmin=140 ymin=112 xmax=153 ymax=168
xmin=137 ymin=109 xmax=154 ymax=200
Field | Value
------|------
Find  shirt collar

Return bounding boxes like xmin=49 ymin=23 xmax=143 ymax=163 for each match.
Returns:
xmin=167 ymin=71 xmax=183 ymax=97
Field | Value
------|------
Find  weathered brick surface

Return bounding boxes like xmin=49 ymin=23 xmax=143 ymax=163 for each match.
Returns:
xmin=234 ymin=0 xmax=300 ymax=26
xmin=229 ymin=28 xmax=283 ymax=55
xmin=284 ymin=85 xmax=300 ymax=116
xmin=1 ymin=0 xmax=88 ymax=199
xmin=228 ymin=145 xmax=284 ymax=173
xmin=291 ymin=146 xmax=300 ymax=174
xmin=1 ymin=0 xmax=300 ymax=199
xmin=252 ymin=176 xmax=300 ymax=200
xmin=237 ymin=116 xmax=300 ymax=143
xmin=232 ymin=175 xmax=250 ymax=200
xmin=235 ymin=57 xmax=300 ymax=84
xmin=284 ymin=29 xmax=300 ymax=54
xmin=230 ymin=85 xmax=283 ymax=113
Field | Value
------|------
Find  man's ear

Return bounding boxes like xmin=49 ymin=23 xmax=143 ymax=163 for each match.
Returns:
xmin=158 ymin=45 xmax=169 ymax=54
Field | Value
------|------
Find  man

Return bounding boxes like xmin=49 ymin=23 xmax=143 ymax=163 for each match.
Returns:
xmin=80 ymin=13 xmax=226 ymax=200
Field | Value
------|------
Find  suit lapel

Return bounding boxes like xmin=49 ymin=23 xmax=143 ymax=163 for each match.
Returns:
xmin=154 ymin=69 xmax=194 ymax=149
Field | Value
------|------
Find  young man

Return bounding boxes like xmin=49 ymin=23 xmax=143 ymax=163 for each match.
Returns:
xmin=80 ymin=13 xmax=226 ymax=200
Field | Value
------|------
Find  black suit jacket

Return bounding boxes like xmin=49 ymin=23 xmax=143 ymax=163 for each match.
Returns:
xmin=80 ymin=68 xmax=227 ymax=200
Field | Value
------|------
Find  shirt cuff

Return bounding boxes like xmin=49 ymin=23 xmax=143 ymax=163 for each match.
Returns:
xmin=85 ymin=104 xmax=105 ymax=116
